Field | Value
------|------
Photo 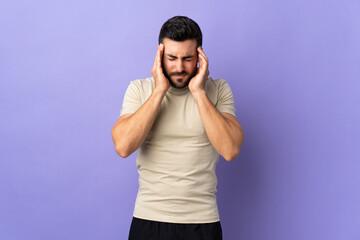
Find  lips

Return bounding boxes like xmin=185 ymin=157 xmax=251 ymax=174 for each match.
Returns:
xmin=172 ymin=73 xmax=187 ymax=77
xmin=171 ymin=71 xmax=188 ymax=76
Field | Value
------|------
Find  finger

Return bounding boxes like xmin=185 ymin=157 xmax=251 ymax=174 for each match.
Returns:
xmin=198 ymin=53 xmax=208 ymax=70
xmin=197 ymin=46 xmax=208 ymax=62
xmin=154 ymin=45 xmax=160 ymax=69
xmin=159 ymin=43 xmax=164 ymax=55
xmin=152 ymin=48 xmax=159 ymax=74
xmin=157 ymin=43 xmax=164 ymax=69
xmin=198 ymin=51 xmax=208 ymax=70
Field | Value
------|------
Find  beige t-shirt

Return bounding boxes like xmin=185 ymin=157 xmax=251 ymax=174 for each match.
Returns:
xmin=119 ymin=76 xmax=236 ymax=223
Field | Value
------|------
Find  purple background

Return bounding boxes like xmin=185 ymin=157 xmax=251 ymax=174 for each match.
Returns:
xmin=1 ymin=0 xmax=359 ymax=239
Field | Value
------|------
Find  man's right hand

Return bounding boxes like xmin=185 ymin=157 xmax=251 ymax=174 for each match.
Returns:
xmin=151 ymin=43 xmax=170 ymax=93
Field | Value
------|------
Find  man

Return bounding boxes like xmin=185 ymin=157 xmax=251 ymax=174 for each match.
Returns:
xmin=111 ymin=16 xmax=244 ymax=240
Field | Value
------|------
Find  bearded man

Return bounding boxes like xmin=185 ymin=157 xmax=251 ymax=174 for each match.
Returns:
xmin=111 ymin=16 xmax=244 ymax=240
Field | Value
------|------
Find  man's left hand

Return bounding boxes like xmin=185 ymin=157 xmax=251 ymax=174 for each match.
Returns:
xmin=189 ymin=46 xmax=209 ymax=94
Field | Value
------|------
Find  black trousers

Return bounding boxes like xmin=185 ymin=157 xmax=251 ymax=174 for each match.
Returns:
xmin=128 ymin=217 xmax=223 ymax=240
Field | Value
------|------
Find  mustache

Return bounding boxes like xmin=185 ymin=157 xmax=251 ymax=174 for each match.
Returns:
xmin=170 ymin=71 xmax=188 ymax=76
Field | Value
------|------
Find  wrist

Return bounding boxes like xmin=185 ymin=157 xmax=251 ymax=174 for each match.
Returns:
xmin=191 ymin=89 xmax=207 ymax=100
xmin=153 ymin=87 xmax=168 ymax=96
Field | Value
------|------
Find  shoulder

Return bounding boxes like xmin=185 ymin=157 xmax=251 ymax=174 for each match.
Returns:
xmin=125 ymin=77 xmax=154 ymax=103
xmin=206 ymin=77 xmax=231 ymax=88
xmin=205 ymin=77 xmax=233 ymax=96
xmin=128 ymin=77 xmax=155 ymax=94
xmin=130 ymin=77 xmax=154 ymax=89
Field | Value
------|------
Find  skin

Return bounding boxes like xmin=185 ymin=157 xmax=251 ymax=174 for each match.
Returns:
xmin=161 ymin=38 xmax=198 ymax=89
xmin=111 ymin=38 xmax=244 ymax=161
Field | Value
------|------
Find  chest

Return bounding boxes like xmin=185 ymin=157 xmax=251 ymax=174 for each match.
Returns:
xmin=149 ymin=93 xmax=206 ymax=140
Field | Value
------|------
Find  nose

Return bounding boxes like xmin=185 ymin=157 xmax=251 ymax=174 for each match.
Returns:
xmin=175 ymin=60 xmax=185 ymax=73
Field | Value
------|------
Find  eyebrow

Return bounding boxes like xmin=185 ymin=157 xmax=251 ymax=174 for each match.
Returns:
xmin=166 ymin=54 xmax=194 ymax=59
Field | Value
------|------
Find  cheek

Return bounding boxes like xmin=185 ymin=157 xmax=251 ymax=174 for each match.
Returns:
xmin=163 ymin=60 xmax=175 ymax=71
xmin=162 ymin=60 xmax=171 ymax=72
xmin=185 ymin=61 xmax=197 ymax=72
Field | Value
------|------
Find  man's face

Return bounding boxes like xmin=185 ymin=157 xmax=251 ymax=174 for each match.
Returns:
xmin=162 ymin=38 xmax=198 ymax=89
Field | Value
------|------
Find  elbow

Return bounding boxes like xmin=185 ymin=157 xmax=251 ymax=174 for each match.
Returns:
xmin=115 ymin=144 xmax=131 ymax=158
xmin=224 ymin=133 xmax=244 ymax=162
xmin=223 ymin=149 xmax=239 ymax=162
xmin=112 ymin=127 xmax=131 ymax=158
xmin=222 ymin=144 xmax=240 ymax=161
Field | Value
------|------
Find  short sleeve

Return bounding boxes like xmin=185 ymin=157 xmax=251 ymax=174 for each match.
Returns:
xmin=215 ymin=79 xmax=237 ymax=117
xmin=119 ymin=81 xmax=142 ymax=117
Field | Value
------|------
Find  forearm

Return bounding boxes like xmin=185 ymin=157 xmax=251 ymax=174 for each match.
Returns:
xmin=192 ymin=90 xmax=244 ymax=161
xmin=112 ymin=88 xmax=166 ymax=157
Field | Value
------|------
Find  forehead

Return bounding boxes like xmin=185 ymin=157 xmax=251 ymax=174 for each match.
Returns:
xmin=163 ymin=38 xmax=197 ymax=57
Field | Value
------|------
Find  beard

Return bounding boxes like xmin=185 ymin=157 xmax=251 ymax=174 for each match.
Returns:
xmin=163 ymin=67 xmax=197 ymax=89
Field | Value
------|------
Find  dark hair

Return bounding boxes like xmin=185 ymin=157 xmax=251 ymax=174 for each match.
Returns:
xmin=158 ymin=16 xmax=202 ymax=47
